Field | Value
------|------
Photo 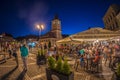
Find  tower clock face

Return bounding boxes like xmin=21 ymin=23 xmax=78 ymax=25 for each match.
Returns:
xmin=53 ymin=20 xmax=60 ymax=25
xmin=53 ymin=21 xmax=55 ymax=24
xmin=52 ymin=19 xmax=61 ymax=30
xmin=57 ymin=21 xmax=60 ymax=24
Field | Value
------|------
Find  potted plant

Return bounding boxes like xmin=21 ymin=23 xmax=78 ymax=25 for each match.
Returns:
xmin=55 ymin=56 xmax=63 ymax=73
xmin=37 ymin=49 xmax=46 ymax=65
xmin=46 ymin=56 xmax=56 ymax=80
xmin=46 ymin=56 xmax=74 ymax=80
xmin=116 ymin=63 xmax=120 ymax=80
xmin=62 ymin=60 xmax=71 ymax=75
xmin=48 ymin=56 xmax=56 ymax=69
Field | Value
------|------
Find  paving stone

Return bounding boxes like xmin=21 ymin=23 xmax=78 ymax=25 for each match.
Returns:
xmin=0 ymin=50 xmax=115 ymax=80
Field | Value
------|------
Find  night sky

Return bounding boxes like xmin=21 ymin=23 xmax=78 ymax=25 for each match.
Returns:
xmin=0 ymin=0 xmax=120 ymax=37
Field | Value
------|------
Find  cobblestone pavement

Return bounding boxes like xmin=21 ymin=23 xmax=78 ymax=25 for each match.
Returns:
xmin=0 ymin=49 xmax=115 ymax=80
xmin=0 ymin=49 xmax=47 ymax=80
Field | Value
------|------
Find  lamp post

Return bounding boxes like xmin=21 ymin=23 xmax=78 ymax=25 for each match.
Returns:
xmin=36 ymin=24 xmax=44 ymax=50
xmin=36 ymin=24 xmax=44 ymax=41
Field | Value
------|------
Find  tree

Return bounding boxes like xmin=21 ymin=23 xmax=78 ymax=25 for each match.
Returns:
xmin=2 ymin=33 xmax=13 ymax=37
xmin=117 ymin=63 xmax=120 ymax=77
xmin=56 ymin=56 xmax=63 ymax=73
xmin=48 ymin=41 xmax=51 ymax=49
xmin=62 ymin=60 xmax=71 ymax=75
xmin=48 ymin=56 xmax=56 ymax=69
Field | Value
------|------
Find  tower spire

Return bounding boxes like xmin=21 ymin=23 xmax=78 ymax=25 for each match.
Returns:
xmin=54 ymin=14 xmax=59 ymax=19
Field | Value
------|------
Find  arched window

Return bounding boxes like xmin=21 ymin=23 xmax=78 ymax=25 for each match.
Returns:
xmin=112 ymin=12 xmax=115 ymax=17
xmin=116 ymin=22 xmax=118 ymax=28
xmin=108 ymin=18 xmax=110 ymax=22
xmin=110 ymin=15 xmax=112 ymax=20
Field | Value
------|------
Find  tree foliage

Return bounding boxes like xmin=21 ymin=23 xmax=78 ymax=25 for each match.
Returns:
xmin=62 ymin=60 xmax=70 ymax=75
xmin=48 ymin=41 xmax=51 ymax=49
xmin=48 ymin=56 xmax=56 ymax=69
xmin=117 ymin=63 xmax=120 ymax=76
xmin=56 ymin=56 xmax=63 ymax=73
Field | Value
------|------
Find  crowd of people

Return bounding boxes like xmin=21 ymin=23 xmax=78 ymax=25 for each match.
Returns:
xmin=58 ymin=40 xmax=120 ymax=72
xmin=0 ymin=42 xmax=29 ymax=71
xmin=0 ymin=43 xmax=19 ymax=64
xmin=0 ymin=40 xmax=120 ymax=72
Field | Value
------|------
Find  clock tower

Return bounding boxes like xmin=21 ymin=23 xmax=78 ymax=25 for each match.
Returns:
xmin=51 ymin=15 xmax=62 ymax=40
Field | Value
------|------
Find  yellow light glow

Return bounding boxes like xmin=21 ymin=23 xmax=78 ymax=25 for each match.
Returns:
xmin=36 ymin=24 xmax=45 ymax=30
xmin=41 ymin=25 xmax=44 ymax=30
xmin=37 ymin=25 xmax=40 ymax=29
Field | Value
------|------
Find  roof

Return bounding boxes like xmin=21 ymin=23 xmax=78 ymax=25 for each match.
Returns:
xmin=52 ymin=14 xmax=60 ymax=20
xmin=71 ymin=27 xmax=117 ymax=37
xmin=0 ymin=36 xmax=14 ymax=42
xmin=81 ymin=28 xmax=114 ymax=34
xmin=103 ymin=4 xmax=120 ymax=19
xmin=54 ymin=14 xmax=59 ymax=19
xmin=40 ymin=31 xmax=56 ymax=39
xmin=57 ymin=27 xmax=120 ymax=43
xmin=111 ymin=4 xmax=120 ymax=13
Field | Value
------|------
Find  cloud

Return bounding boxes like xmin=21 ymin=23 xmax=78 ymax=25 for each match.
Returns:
xmin=17 ymin=0 xmax=49 ymax=27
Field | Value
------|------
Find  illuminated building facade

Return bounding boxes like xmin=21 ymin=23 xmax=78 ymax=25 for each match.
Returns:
xmin=103 ymin=4 xmax=120 ymax=31
xmin=39 ymin=15 xmax=62 ymax=47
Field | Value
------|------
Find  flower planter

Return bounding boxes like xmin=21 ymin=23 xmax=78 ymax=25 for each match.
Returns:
xmin=115 ymin=72 xmax=120 ymax=80
xmin=116 ymin=75 xmax=120 ymax=80
xmin=46 ymin=68 xmax=74 ymax=80
xmin=37 ymin=55 xmax=46 ymax=65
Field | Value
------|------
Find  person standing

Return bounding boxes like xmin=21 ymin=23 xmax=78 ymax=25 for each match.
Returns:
xmin=20 ymin=44 xmax=29 ymax=71
xmin=12 ymin=47 xmax=19 ymax=67
xmin=8 ymin=44 xmax=12 ymax=58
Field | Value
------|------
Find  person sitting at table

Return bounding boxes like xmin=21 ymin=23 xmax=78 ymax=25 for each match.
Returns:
xmin=94 ymin=54 xmax=100 ymax=62
xmin=91 ymin=52 xmax=100 ymax=67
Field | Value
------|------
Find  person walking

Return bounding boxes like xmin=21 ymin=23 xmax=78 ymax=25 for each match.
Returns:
xmin=12 ymin=47 xmax=19 ymax=67
xmin=20 ymin=44 xmax=29 ymax=71
xmin=8 ymin=44 xmax=12 ymax=58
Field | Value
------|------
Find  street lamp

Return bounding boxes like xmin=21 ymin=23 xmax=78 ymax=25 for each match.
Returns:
xmin=36 ymin=24 xmax=44 ymax=41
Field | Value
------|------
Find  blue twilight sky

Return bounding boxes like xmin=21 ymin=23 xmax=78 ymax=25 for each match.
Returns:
xmin=0 ymin=0 xmax=120 ymax=37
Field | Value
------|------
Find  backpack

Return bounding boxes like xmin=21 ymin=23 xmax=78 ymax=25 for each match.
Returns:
xmin=13 ymin=53 xmax=17 ymax=57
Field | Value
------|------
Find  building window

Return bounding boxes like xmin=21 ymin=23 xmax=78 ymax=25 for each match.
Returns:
xmin=108 ymin=18 xmax=109 ymax=23
xmin=112 ymin=12 xmax=115 ymax=17
xmin=107 ymin=20 xmax=108 ymax=24
xmin=112 ymin=26 xmax=114 ymax=30
xmin=108 ymin=17 xmax=110 ymax=22
xmin=116 ymin=22 xmax=118 ymax=28
xmin=113 ymin=22 xmax=116 ymax=28
xmin=105 ymin=20 xmax=107 ymax=25
xmin=110 ymin=15 xmax=112 ymax=20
